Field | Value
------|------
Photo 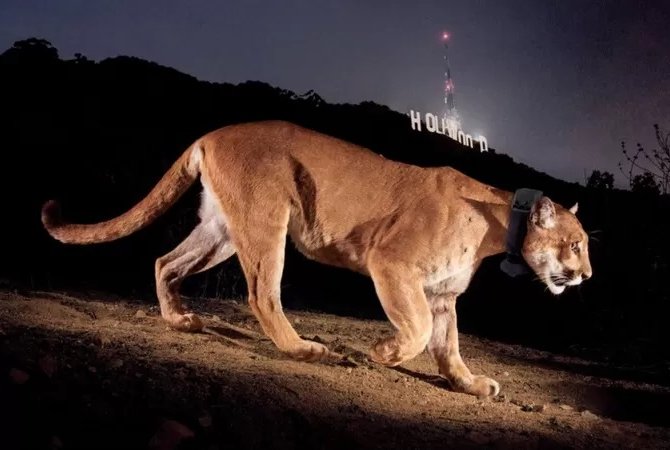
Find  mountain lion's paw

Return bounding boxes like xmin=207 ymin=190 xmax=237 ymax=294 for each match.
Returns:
xmin=287 ymin=339 xmax=331 ymax=362
xmin=165 ymin=312 xmax=204 ymax=332
xmin=451 ymin=375 xmax=500 ymax=398
xmin=369 ymin=337 xmax=404 ymax=367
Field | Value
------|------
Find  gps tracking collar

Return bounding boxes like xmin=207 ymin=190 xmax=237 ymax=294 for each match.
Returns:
xmin=499 ymin=188 xmax=543 ymax=278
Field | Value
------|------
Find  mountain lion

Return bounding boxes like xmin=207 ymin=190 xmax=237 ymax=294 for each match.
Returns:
xmin=42 ymin=121 xmax=592 ymax=397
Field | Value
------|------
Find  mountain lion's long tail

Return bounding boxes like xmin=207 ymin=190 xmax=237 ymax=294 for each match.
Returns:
xmin=42 ymin=144 xmax=202 ymax=244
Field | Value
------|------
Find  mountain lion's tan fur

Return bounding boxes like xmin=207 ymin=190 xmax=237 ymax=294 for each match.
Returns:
xmin=42 ymin=121 xmax=592 ymax=397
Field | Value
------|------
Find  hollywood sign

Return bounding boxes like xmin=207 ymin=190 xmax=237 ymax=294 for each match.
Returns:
xmin=409 ymin=110 xmax=488 ymax=152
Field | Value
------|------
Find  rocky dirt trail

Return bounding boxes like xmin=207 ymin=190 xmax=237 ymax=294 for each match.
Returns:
xmin=1 ymin=290 xmax=669 ymax=449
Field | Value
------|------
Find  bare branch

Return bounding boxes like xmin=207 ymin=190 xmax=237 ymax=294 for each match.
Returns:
xmin=619 ymin=124 xmax=670 ymax=195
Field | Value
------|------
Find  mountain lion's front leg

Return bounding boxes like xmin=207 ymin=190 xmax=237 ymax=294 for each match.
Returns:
xmin=367 ymin=258 xmax=433 ymax=367
xmin=427 ymin=293 xmax=500 ymax=397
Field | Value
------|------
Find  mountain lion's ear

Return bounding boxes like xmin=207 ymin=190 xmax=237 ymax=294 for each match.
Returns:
xmin=569 ymin=203 xmax=578 ymax=215
xmin=530 ymin=197 xmax=556 ymax=229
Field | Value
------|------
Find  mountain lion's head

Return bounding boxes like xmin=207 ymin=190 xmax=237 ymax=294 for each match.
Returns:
xmin=522 ymin=197 xmax=592 ymax=295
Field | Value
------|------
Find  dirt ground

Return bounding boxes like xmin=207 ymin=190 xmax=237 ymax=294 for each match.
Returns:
xmin=1 ymin=290 xmax=669 ymax=450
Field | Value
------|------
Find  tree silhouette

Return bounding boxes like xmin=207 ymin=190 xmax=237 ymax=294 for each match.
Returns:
xmin=585 ymin=170 xmax=614 ymax=190
xmin=0 ymin=37 xmax=59 ymax=64
xmin=72 ymin=52 xmax=92 ymax=64
xmin=631 ymin=172 xmax=661 ymax=195
xmin=619 ymin=124 xmax=670 ymax=195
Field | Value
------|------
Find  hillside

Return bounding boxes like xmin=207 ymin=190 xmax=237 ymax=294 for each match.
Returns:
xmin=2 ymin=290 xmax=670 ymax=450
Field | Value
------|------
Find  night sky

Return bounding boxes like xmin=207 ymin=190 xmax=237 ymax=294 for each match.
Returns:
xmin=2 ymin=1 xmax=669 ymax=186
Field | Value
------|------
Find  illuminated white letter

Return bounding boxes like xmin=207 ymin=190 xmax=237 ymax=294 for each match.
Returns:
xmin=465 ymin=134 xmax=473 ymax=148
xmin=410 ymin=110 xmax=422 ymax=131
xmin=457 ymin=130 xmax=465 ymax=145
xmin=437 ymin=117 xmax=447 ymax=135
xmin=444 ymin=117 xmax=458 ymax=138
xmin=478 ymin=135 xmax=488 ymax=152
xmin=426 ymin=113 xmax=437 ymax=133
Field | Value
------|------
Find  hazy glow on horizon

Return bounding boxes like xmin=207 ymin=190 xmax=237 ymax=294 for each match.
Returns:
xmin=0 ymin=1 xmax=668 ymax=186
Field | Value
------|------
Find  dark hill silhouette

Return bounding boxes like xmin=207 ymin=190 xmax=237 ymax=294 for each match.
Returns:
xmin=1 ymin=38 xmax=668 ymax=371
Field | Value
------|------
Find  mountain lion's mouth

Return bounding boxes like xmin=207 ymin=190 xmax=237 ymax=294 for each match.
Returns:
xmin=547 ymin=282 xmax=566 ymax=295
xmin=546 ymin=275 xmax=567 ymax=295
xmin=549 ymin=274 xmax=571 ymax=288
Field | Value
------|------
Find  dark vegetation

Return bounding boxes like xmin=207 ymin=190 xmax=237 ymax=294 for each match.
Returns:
xmin=1 ymin=38 xmax=669 ymax=376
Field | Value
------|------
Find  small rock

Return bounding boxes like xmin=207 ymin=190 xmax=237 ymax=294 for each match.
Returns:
xmin=198 ymin=413 xmax=212 ymax=428
xmin=88 ymin=366 xmax=97 ymax=373
xmin=333 ymin=343 xmax=348 ymax=354
xmin=338 ymin=355 xmax=358 ymax=368
xmin=135 ymin=310 xmax=148 ymax=318
xmin=9 ymin=368 xmax=30 ymax=384
xmin=149 ymin=419 xmax=195 ymax=450
xmin=580 ymin=410 xmax=599 ymax=420
xmin=468 ymin=431 xmax=491 ymax=445
xmin=211 ymin=315 xmax=222 ymax=322
xmin=294 ymin=318 xmax=302 ymax=325
xmin=520 ymin=403 xmax=544 ymax=412
xmin=38 ymin=355 xmax=58 ymax=378
xmin=502 ymin=371 xmax=510 ymax=377
xmin=559 ymin=404 xmax=573 ymax=411
xmin=346 ymin=368 xmax=353 ymax=374
xmin=110 ymin=359 xmax=124 ymax=369
xmin=312 ymin=335 xmax=327 ymax=344
xmin=493 ymin=393 xmax=508 ymax=403
xmin=49 ymin=435 xmax=63 ymax=450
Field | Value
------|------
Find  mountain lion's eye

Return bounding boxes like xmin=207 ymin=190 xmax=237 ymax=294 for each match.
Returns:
xmin=570 ymin=241 xmax=580 ymax=254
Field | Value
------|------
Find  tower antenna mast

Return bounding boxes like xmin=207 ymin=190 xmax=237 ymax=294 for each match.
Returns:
xmin=441 ymin=31 xmax=461 ymax=136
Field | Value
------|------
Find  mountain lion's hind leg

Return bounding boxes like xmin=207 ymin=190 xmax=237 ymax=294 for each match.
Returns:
xmin=427 ymin=293 xmax=500 ymax=397
xmin=155 ymin=219 xmax=235 ymax=332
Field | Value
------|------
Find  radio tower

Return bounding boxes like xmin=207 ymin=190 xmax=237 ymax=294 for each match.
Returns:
xmin=441 ymin=31 xmax=461 ymax=137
